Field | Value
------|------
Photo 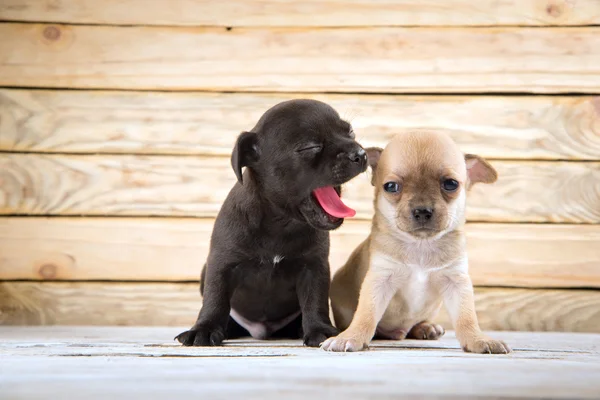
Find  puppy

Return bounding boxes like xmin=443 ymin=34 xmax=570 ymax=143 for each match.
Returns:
xmin=176 ymin=99 xmax=368 ymax=347
xmin=322 ymin=131 xmax=511 ymax=354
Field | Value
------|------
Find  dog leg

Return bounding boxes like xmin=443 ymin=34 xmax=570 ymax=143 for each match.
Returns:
xmin=440 ymin=273 xmax=511 ymax=354
xmin=322 ymin=265 xmax=397 ymax=352
xmin=175 ymin=265 xmax=231 ymax=346
xmin=406 ymin=321 xmax=445 ymax=340
xmin=297 ymin=263 xmax=339 ymax=347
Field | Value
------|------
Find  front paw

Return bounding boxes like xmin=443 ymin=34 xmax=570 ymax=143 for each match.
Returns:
xmin=175 ymin=325 xmax=225 ymax=347
xmin=407 ymin=321 xmax=445 ymax=340
xmin=303 ymin=325 xmax=339 ymax=347
xmin=320 ymin=330 xmax=369 ymax=352
xmin=463 ymin=337 xmax=511 ymax=354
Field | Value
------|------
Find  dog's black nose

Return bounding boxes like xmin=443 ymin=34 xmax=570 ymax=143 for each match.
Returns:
xmin=348 ymin=148 xmax=367 ymax=164
xmin=412 ymin=208 xmax=433 ymax=221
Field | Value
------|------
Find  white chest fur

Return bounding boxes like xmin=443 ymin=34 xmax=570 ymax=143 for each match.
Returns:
xmin=399 ymin=265 xmax=433 ymax=314
xmin=372 ymin=251 xmax=449 ymax=331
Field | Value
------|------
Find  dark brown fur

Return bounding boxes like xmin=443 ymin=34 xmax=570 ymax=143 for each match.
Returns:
xmin=175 ymin=99 xmax=367 ymax=347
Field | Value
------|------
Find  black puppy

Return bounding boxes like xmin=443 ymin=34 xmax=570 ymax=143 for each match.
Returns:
xmin=175 ymin=99 xmax=367 ymax=347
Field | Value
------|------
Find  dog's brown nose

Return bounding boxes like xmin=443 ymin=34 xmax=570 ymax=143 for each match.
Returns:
xmin=412 ymin=208 xmax=433 ymax=221
xmin=348 ymin=148 xmax=367 ymax=165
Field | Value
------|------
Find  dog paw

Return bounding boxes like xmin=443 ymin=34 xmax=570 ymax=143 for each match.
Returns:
xmin=320 ymin=331 xmax=369 ymax=352
xmin=175 ymin=325 xmax=225 ymax=347
xmin=303 ymin=325 xmax=339 ymax=347
xmin=407 ymin=321 xmax=445 ymax=340
xmin=463 ymin=337 xmax=511 ymax=354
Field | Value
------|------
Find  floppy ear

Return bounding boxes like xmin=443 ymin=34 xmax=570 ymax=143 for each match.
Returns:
xmin=366 ymin=147 xmax=383 ymax=186
xmin=231 ymin=131 xmax=259 ymax=184
xmin=465 ymin=154 xmax=497 ymax=187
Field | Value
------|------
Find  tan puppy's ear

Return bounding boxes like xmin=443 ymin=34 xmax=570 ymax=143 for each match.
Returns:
xmin=465 ymin=154 xmax=497 ymax=188
xmin=366 ymin=147 xmax=383 ymax=186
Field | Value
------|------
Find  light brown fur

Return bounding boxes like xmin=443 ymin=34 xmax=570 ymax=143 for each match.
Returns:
xmin=323 ymin=131 xmax=510 ymax=354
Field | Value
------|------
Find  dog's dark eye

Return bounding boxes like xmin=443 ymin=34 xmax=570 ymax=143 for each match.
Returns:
xmin=348 ymin=129 xmax=355 ymax=139
xmin=442 ymin=179 xmax=459 ymax=192
xmin=383 ymin=182 xmax=401 ymax=193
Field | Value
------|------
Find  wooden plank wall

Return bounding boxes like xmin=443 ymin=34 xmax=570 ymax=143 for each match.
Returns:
xmin=0 ymin=0 xmax=599 ymax=332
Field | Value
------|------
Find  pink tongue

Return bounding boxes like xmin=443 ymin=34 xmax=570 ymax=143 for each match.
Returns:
xmin=312 ymin=186 xmax=356 ymax=218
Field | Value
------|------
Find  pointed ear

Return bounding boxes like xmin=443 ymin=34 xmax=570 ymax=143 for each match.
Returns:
xmin=366 ymin=147 xmax=383 ymax=186
xmin=465 ymin=154 xmax=497 ymax=187
xmin=231 ymin=131 xmax=259 ymax=184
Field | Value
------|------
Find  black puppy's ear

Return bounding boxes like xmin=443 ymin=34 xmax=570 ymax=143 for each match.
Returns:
xmin=465 ymin=154 xmax=497 ymax=188
xmin=366 ymin=147 xmax=383 ymax=186
xmin=231 ymin=131 xmax=259 ymax=184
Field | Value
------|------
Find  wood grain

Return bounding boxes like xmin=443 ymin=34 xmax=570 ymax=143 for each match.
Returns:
xmin=1 ymin=281 xmax=599 ymax=332
xmin=1 ymin=154 xmax=599 ymax=223
xmin=1 ymin=0 xmax=599 ymax=27
xmin=1 ymin=218 xmax=599 ymax=288
xmin=1 ymin=24 xmax=600 ymax=93
xmin=2 ymin=89 xmax=600 ymax=160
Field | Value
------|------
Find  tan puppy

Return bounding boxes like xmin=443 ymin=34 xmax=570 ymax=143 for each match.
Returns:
xmin=322 ymin=131 xmax=511 ymax=354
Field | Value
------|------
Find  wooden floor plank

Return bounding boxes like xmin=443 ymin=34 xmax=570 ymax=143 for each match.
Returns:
xmin=2 ymin=326 xmax=599 ymax=354
xmin=1 ymin=328 xmax=599 ymax=399
xmin=1 ymin=282 xmax=599 ymax=333
xmin=2 ymin=89 xmax=600 ymax=160
xmin=2 ymin=0 xmax=599 ymax=27
xmin=1 ymin=24 xmax=600 ymax=92
xmin=2 ymin=154 xmax=599 ymax=223
xmin=1 ymin=218 xmax=599 ymax=287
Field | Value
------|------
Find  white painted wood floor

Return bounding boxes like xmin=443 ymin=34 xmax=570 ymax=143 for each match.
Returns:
xmin=1 ymin=327 xmax=599 ymax=399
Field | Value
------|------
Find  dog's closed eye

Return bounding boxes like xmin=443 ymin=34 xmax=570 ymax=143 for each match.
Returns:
xmin=296 ymin=143 xmax=323 ymax=154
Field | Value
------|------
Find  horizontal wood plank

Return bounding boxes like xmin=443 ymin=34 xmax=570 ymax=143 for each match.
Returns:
xmin=1 ymin=218 xmax=599 ymax=288
xmin=2 ymin=89 xmax=600 ymax=160
xmin=1 ymin=281 xmax=599 ymax=332
xmin=1 ymin=24 xmax=600 ymax=93
xmin=1 ymin=0 xmax=600 ymax=27
xmin=1 ymin=154 xmax=599 ymax=223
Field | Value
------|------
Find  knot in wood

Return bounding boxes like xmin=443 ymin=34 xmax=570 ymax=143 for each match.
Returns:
xmin=43 ymin=26 xmax=61 ymax=41
xmin=39 ymin=263 xmax=58 ymax=279
xmin=546 ymin=3 xmax=563 ymax=18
